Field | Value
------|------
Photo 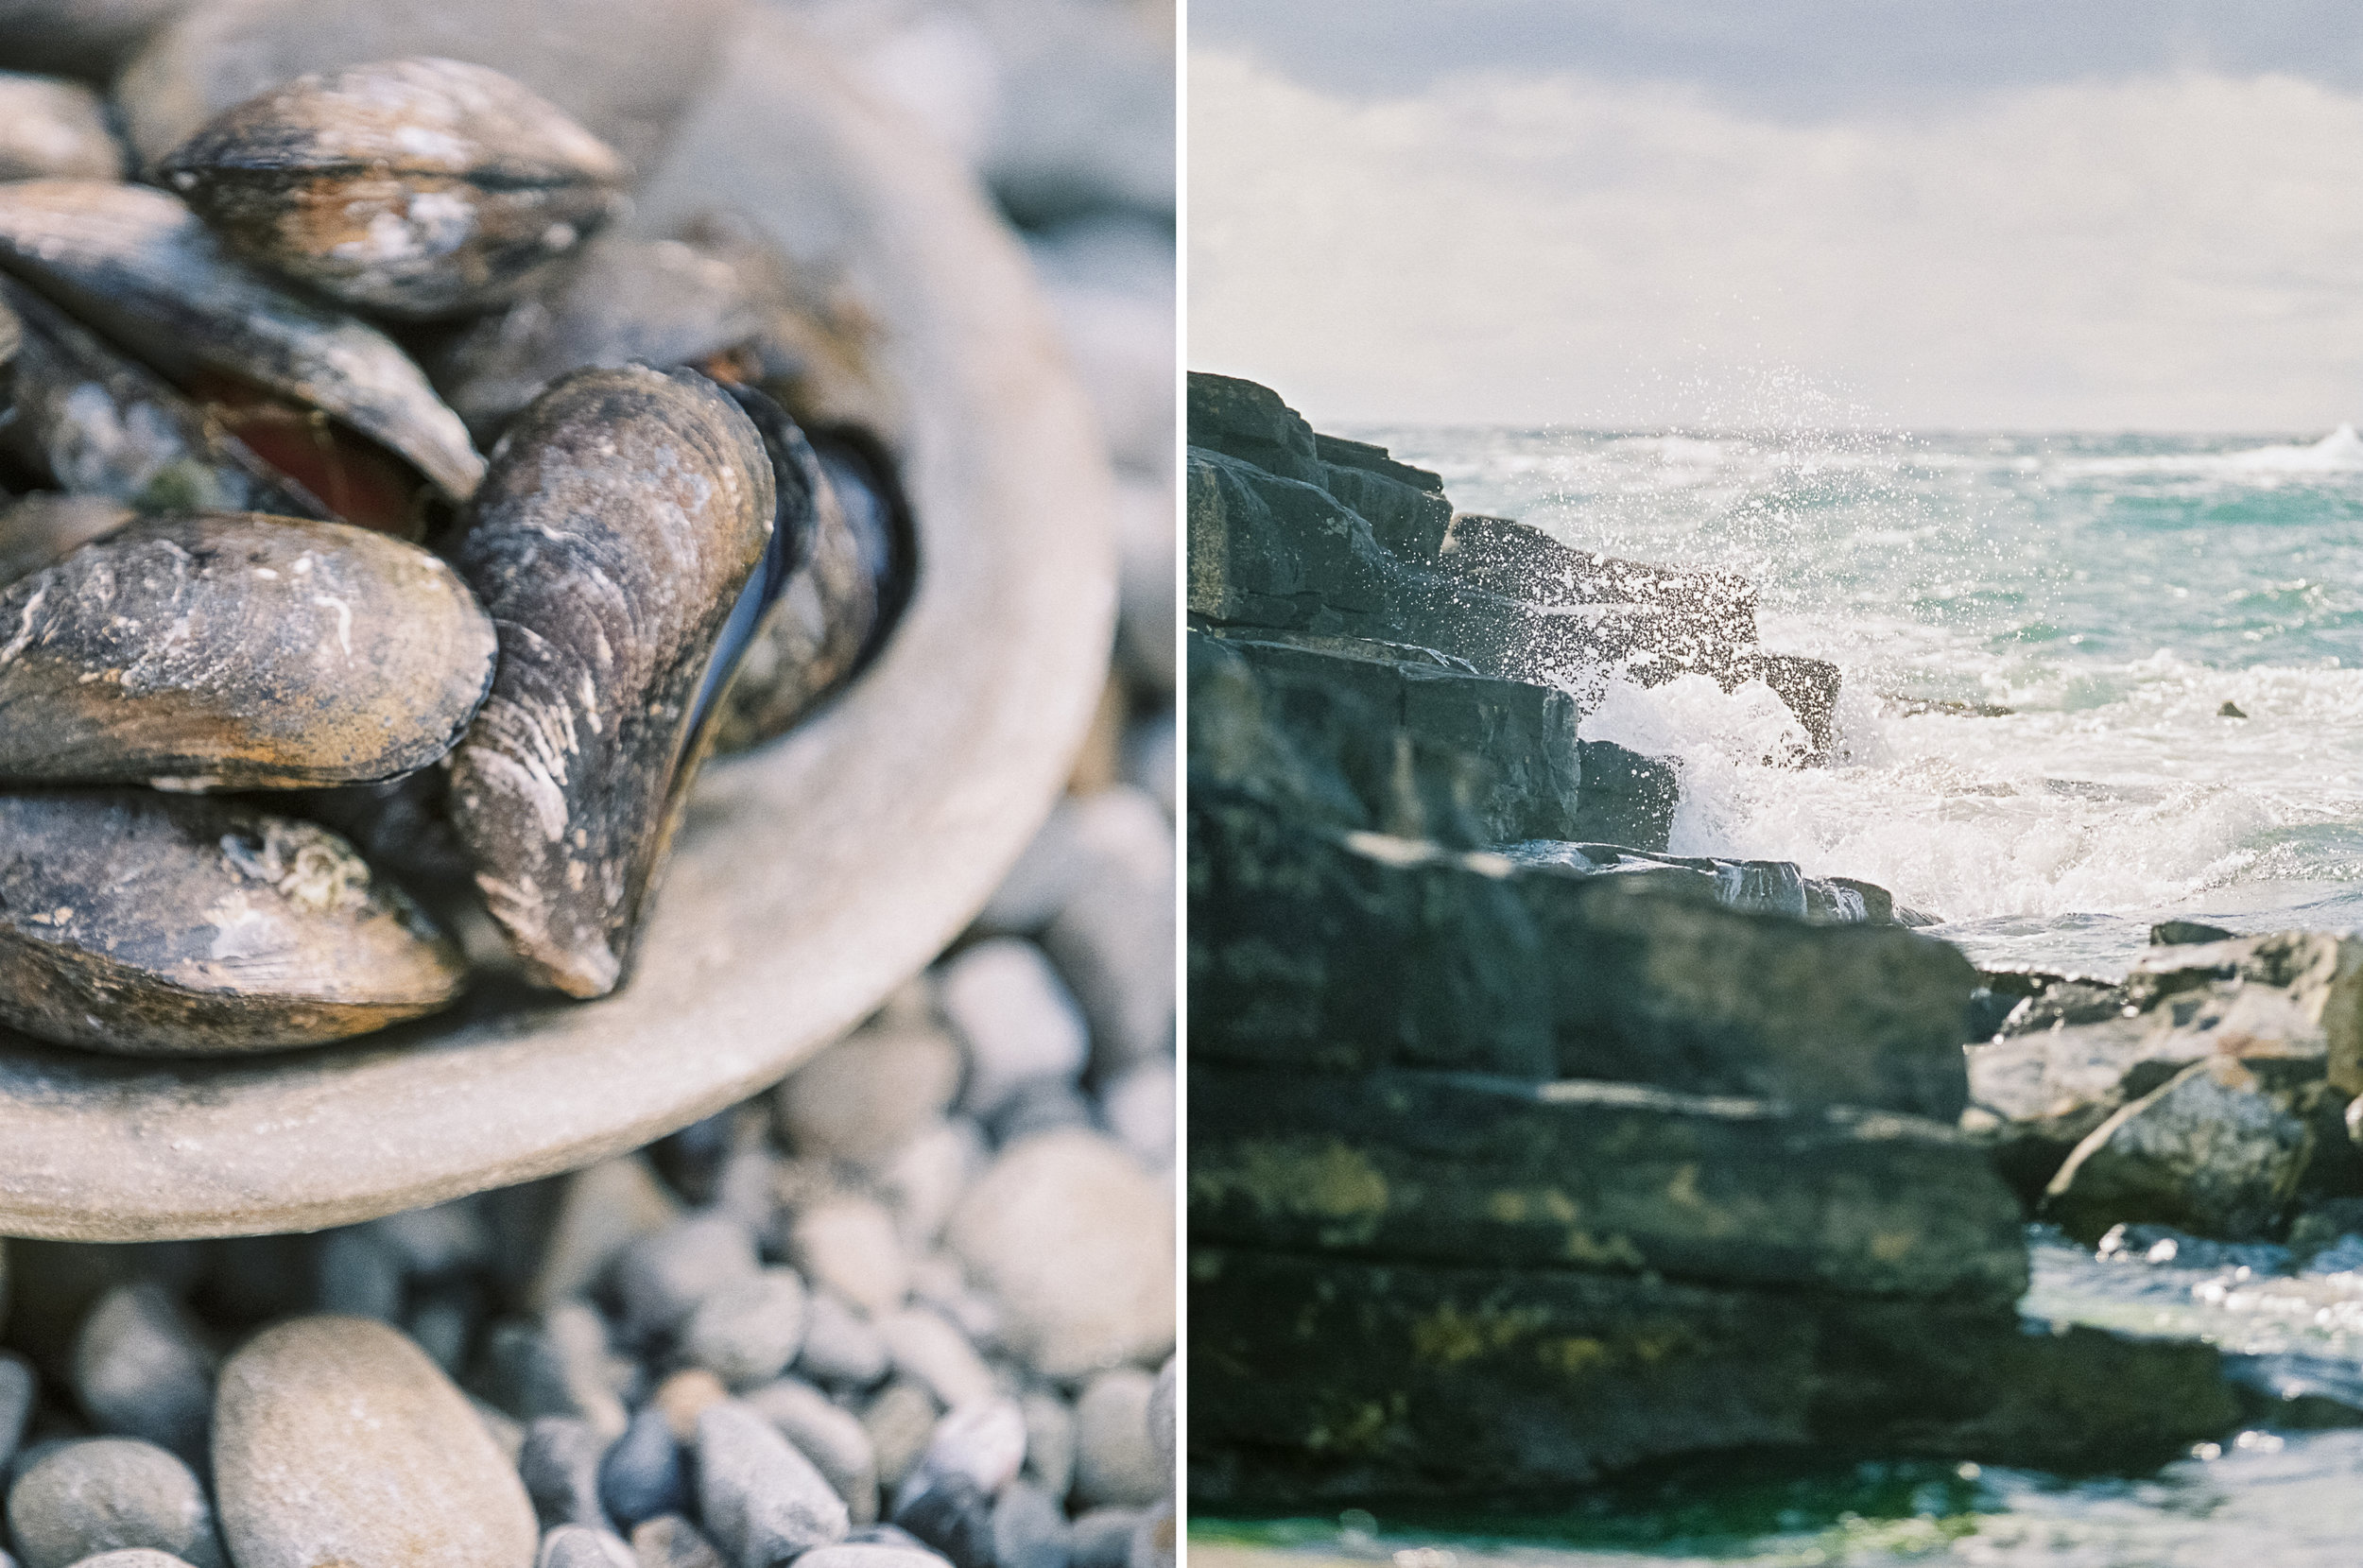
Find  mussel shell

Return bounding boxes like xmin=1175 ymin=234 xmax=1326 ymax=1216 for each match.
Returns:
xmin=698 ymin=390 xmax=875 ymax=754
xmin=0 ymin=787 xmax=466 ymax=1055
xmin=447 ymin=363 xmax=773 ymax=998
xmin=429 ymin=234 xmax=769 ymax=439
xmin=0 ymin=72 xmax=127 ymax=181
xmin=0 ymin=275 xmax=330 ymax=520
xmin=0 ymin=180 xmax=484 ymax=504
xmin=0 ymin=492 xmax=131 ymax=587
xmin=159 ymin=57 xmax=628 ymax=319
xmin=0 ymin=510 xmax=496 ymax=788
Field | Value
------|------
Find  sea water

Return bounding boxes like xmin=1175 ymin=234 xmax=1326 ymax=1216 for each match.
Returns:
xmin=1365 ymin=424 xmax=2363 ymax=976
xmin=1192 ymin=426 xmax=2363 ymax=1564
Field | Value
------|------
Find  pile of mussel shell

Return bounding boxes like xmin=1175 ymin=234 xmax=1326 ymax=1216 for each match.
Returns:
xmin=0 ymin=56 xmax=916 ymax=1055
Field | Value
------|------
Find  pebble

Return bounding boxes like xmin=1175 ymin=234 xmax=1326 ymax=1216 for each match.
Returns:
xmin=1147 ymin=1361 xmax=1174 ymax=1481
xmin=1038 ymin=797 xmax=1174 ymax=1076
xmin=1126 ymin=1506 xmax=1174 ymax=1568
xmin=313 ymin=1228 xmax=405 ymax=1321
xmin=975 ymin=802 xmax=1087 ymax=934
xmin=407 ymin=1285 xmax=477 ymax=1373
xmin=775 ymin=1025 xmax=965 ymax=1167
xmin=891 ymin=1476 xmax=993 ymax=1568
xmin=860 ymin=1382 xmax=940 ymax=1494
xmin=56 ymin=1554 xmax=198 ymax=1568
xmin=984 ymin=1079 xmax=1097 ymax=1148
xmin=711 ymin=1142 xmax=782 ymax=1241
xmin=1099 ymin=1062 xmax=1175 ymax=1170
xmin=630 ymin=1515 xmax=724 ymax=1568
xmin=936 ymin=940 xmax=1091 ymax=1118
xmin=1018 ymin=1394 xmax=1075 ymax=1502
xmin=991 ymin=1483 xmax=1071 ymax=1568
xmin=482 ymin=1307 xmax=630 ymax=1440
xmin=6 ymin=1439 xmax=224 ymax=1568
xmin=789 ymin=1198 xmax=910 ymax=1317
xmin=797 ymin=1294 xmax=890 ymax=1389
xmin=0 ymin=73 xmax=124 ymax=182
xmin=598 ymin=1408 xmax=686 ymax=1530
xmin=212 ymin=1317 xmax=538 ymax=1568
xmin=877 ymin=1311 xmax=997 ymax=1412
xmin=911 ymin=1401 xmax=1027 ymax=1497
xmin=944 ymin=1132 xmax=1174 ymax=1378
xmin=473 ymin=1398 xmax=528 ymax=1467
xmin=876 ymin=1122 xmax=987 ymax=1249
xmin=694 ymin=1402 xmax=851 ymax=1568
xmin=611 ymin=1215 xmax=761 ymax=1342
xmin=520 ymin=1419 xmax=611 ymax=1532
xmin=540 ymin=1525 xmax=636 ymax=1568
xmin=530 ymin=1157 xmax=684 ymax=1311
xmin=906 ymin=1256 xmax=999 ymax=1349
xmin=740 ymin=1379 xmax=879 ymax=1525
xmin=371 ymin=1199 xmax=492 ymax=1280
xmin=69 ymin=1285 xmax=213 ymax=1467
xmin=794 ymin=1550 xmax=954 ymax=1568
xmin=1071 ymin=1372 xmax=1162 ymax=1509
xmin=650 ymin=1371 xmax=730 ymax=1440
xmin=0 ymin=1352 xmax=35 ymax=1464
xmin=1122 ymin=722 xmax=1175 ymax=818
xmin=1064 ymin=1511 xmax=1139 ymax=1568
xmin=682 ymin=1268 xmax=808 ymax=1388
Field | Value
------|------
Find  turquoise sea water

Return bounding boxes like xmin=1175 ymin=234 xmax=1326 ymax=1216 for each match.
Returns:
xmin=1193 ymin=427 xmax=2363 ymax=1565
xmin=1354 ymin=424 xmax=2363 ymax=976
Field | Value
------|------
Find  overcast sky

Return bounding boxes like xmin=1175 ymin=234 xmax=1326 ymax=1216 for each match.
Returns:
xmin=1188 ymin=3 xmax=2363 ymax=430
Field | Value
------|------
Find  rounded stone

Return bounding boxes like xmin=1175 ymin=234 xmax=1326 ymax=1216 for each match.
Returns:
xmin=936 ymin=940 xmax=1090 ymax=1118
xmin=682 ymin=1268 xmax=808 ymax=1388
xmin=876 ymin=1311 xmax=996 ymax=1412
xmin=7 ymin=1439 xmax=223 ymax=1568
xmin=694 ymin=1401 xmax=850 ymax=1568
xmin=70 ymin=1285 xmax=212 ymax=1466
xmin=611 ymin=1215 xmax=760 ymax=1342
xmin=59 ymin=1554 xmax=200 ymax=1568
xmin=212 ymin=1317 xmax=539 ymax=1568
xmin=789 ymin=1199 xmax=910 ymax=1317
xmin=1071 ymin=1371 xmax=1161 ymax=1509
xmin=775 ymin=1025 xmax=964 ymax=1167
xmin=741 ymin=1379 xmax=878 ymax=1524
xmin=800 ymin=1293 xmax=891 ymax=1389
xmin=943 ymin=1132 xmax=1173 ymax=1378
xmin=537 ymin=1525 xmax=635 ymax=1568
xmin=796 ymin=1549 xmax=953 ymax=1568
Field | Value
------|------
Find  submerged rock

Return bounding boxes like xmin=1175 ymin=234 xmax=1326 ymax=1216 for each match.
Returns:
xmin=2044 ymin=1057 xmax=2314 ymax=1244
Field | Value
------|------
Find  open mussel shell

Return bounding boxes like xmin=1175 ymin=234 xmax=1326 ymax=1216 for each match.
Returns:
xmin=0 ymin=180 xmax=485 ymax=508
xmin=448 ymin=362 xmax=773 ymax=999
xmin=699 ymin=388 xmax=887 ymax=754
xmin=0 ymin=493 xmax=132 ymax=587
xmin=158 ymin=57 xmax=628 ymax=320
xmin=0 ymin=511 xmax=496 ymax=788
xmin=0 ymin=276 xmax=330 ymax=520
xmin=0 ymin=788 xmax=467 ymax=1056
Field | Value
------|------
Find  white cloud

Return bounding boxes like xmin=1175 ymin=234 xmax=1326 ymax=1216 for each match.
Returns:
xmin=1187 ymin=48 xmax=2363 ymax=430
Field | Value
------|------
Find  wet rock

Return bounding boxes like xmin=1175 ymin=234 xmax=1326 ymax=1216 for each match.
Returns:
xmin=937 ymin=940 xmax=1089 ymax=1119
xmin=775 ymin=1023 xmax=964 ymax=1168
xmin=2045 ymin=1057 xmax=2315 ymax=1243
xmin=1191 ymin=788 xmax=1978 ymax=1114
xmin=611 ymin=1214 xmax=761 ymax=1343
xmin=520 ymin=1418 xmax=610 ymax=1532
xmin=860 ymin=1383 xmax=939 ymax=1495
xmin=1070 ymin=1371 xmax=1161 ymax=1510
xmin=682 ymin=1269 xmax=807 ymax=1390
xmin=2155 ymin=920 xmax=2238 ymax=946
xmin=1188 ymin=630 xmax=1585 ymax=848
xmin=799 ymin=1293 xmax=890 ymax=1390
xmin=1193 ymin=1064 xmax=2027 ymax=1301
xmin=788 ymin=1198 xmax=908 ymax=1318
xmin=947 ymin=1131 xmax=1173 ymax=1379
xmin=741 ymin=1379 xmax=877 ymax=1525
xmin=629 ymin=1516 xmax=723 ymax=1568
xmin=213 ymin=1317 xmax=538 ymax=1568
xmin=70 ymin=1286 xmax=211 ymax=1466
xmin=596 ymin=1408 xmax=685 ymax=1531
xmin=539 ymin=1525 xmax=635 ymax=1568
xmin=0 ymin=74 xmax=123 ymax=181
xmin=6 ymin=1439 xmax=223 ymax=1568
xmin=694 ymin=1401 xmax=850 ymax=1568
xmin=529 ymin=1155 xmax=683 ymax=1311
xmin=989 ymin=1483 xmax=1068 ymax=1568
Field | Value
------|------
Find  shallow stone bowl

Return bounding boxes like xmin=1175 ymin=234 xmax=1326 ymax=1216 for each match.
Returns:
xmin=0 ymin=18 xmax=1117 ymax=1240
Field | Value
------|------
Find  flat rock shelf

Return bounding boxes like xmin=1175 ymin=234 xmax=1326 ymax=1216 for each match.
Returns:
xmin=0 ymin=19 xmax=1116 ymax=1242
